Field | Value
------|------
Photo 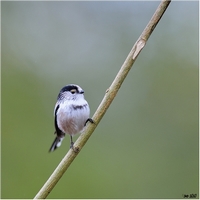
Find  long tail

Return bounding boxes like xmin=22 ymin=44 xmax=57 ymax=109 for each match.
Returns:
xmin=49 ymin=136 xmax=64 ymax=152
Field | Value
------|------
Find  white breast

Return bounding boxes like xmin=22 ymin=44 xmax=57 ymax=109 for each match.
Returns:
xmin=56 ymin=99 xmax=90 ymax=135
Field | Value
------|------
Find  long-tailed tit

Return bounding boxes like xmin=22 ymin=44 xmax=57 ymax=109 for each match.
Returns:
xmin=49 ymin=84 xmax=94 ymax=152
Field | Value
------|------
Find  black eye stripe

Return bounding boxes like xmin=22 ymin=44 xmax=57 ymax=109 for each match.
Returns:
xmin=57 ymin=85 xmax=79 ymax=100
xmin=60 ymin=85 xmax=78 ymax=93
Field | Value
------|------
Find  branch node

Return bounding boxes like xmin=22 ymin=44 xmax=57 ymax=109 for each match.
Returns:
xmin=73 ymin=146 xmax=80 ymax=153
xmin=132 ymin=39 xmax=146 ymax=60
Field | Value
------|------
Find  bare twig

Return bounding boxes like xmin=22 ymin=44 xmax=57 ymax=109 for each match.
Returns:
xmin=34 ymin=0 xmax=171 ymax=199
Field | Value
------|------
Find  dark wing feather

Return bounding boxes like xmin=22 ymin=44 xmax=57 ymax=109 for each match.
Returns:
xmin=54 ymin=104 xmax=64 ymax=137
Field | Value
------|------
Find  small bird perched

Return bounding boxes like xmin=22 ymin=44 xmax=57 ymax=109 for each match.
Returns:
xmin=49 ymin=84 xmax=94 ymax=152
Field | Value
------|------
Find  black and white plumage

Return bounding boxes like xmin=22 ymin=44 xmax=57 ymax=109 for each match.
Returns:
xmin=49 ymin=84 xmax=93 ymax=152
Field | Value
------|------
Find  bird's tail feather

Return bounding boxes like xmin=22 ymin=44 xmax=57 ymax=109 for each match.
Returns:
xmin=49 ymin=137 xmax=64 ymax=152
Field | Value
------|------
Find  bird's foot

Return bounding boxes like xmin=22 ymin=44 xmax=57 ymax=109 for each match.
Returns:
xmin=84 ymin=118 xmax=95 ymax=126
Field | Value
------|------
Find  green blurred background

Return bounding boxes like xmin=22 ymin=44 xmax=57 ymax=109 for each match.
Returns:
xmin=2 ymin=1 xmax=198 ymax=199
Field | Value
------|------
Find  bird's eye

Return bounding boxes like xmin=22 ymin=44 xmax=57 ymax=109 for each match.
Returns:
xmin=70 ymin=89 xmax=76 ymax=94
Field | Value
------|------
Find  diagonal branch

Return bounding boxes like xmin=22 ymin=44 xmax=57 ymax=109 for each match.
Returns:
xmin=34 ymin=0 xmax=171 ymax=199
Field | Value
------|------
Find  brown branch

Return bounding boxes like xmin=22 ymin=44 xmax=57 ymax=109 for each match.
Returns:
xmin=34 ymin=0 xmax=171 ymax=199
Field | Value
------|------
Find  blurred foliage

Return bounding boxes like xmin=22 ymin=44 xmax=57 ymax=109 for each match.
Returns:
xmin=1 ymin=1 xmax=198 ymax=199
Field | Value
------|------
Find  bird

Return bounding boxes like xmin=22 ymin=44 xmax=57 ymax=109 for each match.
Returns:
xmin=49 ymin=84 xmax=94 ymax=152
